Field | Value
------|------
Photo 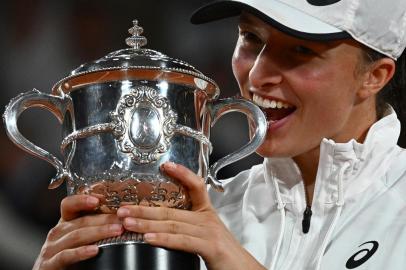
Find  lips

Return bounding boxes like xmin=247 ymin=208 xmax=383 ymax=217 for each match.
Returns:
xmin=252 ymin=94 xmax=296 ymax=122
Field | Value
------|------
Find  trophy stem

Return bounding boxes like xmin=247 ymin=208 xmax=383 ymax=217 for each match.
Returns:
xmin=66 ymin=242 xmax=200 ymax=270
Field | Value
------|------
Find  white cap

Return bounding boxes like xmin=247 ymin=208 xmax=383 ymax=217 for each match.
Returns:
xmin=191 ymin=0 xmax=406 ymax=60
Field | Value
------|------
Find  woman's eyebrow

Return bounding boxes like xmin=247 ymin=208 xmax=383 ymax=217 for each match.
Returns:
xmin=239 ymin=12 xmax=257 ymax=25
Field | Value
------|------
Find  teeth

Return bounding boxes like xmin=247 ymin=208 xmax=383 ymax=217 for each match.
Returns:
xmin=264 ymin=99 xmax=272 ymax=108
xmin=252 ymin=94 xmax=293 ymax=109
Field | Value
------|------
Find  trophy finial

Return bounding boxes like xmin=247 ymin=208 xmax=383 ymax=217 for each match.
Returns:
xmin=126 ymin=19 xmax=147 ymax=49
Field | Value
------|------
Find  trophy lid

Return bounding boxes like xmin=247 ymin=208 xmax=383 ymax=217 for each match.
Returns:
xmin=52 ymin=20 xmax=219 ymax=98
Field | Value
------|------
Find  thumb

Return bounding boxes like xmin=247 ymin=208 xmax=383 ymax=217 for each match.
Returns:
xmin=161 ymin=162 xmax=211 ymax=211
xmin=60 ymin=194 xmax=99 ymax=221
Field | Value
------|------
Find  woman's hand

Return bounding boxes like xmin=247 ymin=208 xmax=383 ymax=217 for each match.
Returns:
xmin=117 ymin=162 xmax=265 ymax=270
xmin=33 ymin=195 xmax=124 ymax=270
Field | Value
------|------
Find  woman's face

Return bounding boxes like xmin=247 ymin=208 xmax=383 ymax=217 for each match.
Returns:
xmin=232 ymin=12 xmax=374 ymax=158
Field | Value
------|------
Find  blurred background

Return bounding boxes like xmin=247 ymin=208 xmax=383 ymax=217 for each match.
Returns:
xmin=0 ymin=0 xmax=262 ymax=268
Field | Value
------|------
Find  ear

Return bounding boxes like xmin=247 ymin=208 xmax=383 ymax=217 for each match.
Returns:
xmin=358 ymin=58 xmax=396 ymax=99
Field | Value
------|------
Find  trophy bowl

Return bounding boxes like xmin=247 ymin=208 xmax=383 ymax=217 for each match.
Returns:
xmin=3 ymin=20 xmax=267 ymax=270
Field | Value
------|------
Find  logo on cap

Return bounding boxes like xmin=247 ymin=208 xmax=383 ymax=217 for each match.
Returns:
xmin=307 ymin=0 xmax=342 ymax=6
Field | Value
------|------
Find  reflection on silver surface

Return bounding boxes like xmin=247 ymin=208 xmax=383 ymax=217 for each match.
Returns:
xmin=130 ymin=106 xmax=161 ymax=148
xmin=2 ymin=89 xmax=75 ymax=189
xmin=2 ymin=19 xmax=267 ymax=246
xmin=109 ymin=86 xmax=178 ymax=164
xmin=97 ymin=231 xmax=144 ymax=247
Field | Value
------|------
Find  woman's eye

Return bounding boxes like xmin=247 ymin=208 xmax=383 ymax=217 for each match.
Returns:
xmin=240 ymin=31 xmax=262 ymax=44
xmin=294 ymin=45 xmax=316 ymax=55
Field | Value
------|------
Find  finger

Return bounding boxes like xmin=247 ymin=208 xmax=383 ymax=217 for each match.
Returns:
xmin=52 ymin=223 xmax=124 ymax=253
xmin=117 ymin=205 xmax=196 ymax=224
xmin=143 ymin=233 xmax=210 ymax=259
xmin=49 ymin=213 xmax=121 ymax=241
xmin=61 ymin=195 xmax=100 ymax=221
xmin=161 ymin=162 xmax=211 ymax=210
xmin=66 ymin=213 xmax=121 ymax=233
xmin=122 ymin=218 xmax=205 ymax=238
xmin=44 ymin=245 xmax=99 ymax=270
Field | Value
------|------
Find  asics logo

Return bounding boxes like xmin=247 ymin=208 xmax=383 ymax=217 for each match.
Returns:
xmin=345 ymin=241 xmax=379 ymax=269
xmin=307 ymin=0 xmax=342 ymax=6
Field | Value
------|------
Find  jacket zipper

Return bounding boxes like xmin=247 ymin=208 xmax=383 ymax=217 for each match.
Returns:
xmin=302 ymin=206 xmax=312 ymax=233
xmin=302 ymin=184 xmax=312 ymax=234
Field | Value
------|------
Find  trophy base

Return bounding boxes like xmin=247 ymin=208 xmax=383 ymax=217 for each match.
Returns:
xmin=67 ymin=243 xmax=200 ymax=270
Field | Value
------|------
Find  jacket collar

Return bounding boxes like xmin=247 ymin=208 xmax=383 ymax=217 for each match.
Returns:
xmin=264 ymin=106 xmax=400 ymax=206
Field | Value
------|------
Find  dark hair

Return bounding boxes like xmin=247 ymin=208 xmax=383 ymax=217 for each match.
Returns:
xmin=362 ymin=48 xmax=406 ymax=147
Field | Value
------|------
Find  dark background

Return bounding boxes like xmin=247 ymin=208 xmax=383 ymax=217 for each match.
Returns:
xmin=0 ymin=1 xmax=262 ymax=269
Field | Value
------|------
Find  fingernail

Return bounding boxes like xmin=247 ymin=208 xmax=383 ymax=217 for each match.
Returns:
xmin=164 ymin=162 xmax=176 ymax=170
xmin=109 ymin=224 xmax=123 ymax=233
xmin=117 ymin=207 xmax=130 ymax=217
xmin=85 ymin=245 xmax=98 ymax=255
xmin=124 ymin=218 xmax=138 ymax=227
xmin=87 ymin=197 xmax=99 ymax=206
xmin=144 ymin=233 xmax=156 ymax=241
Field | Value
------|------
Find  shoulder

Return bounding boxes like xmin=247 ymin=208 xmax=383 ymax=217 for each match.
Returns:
xmin=383 ymin=145 xmax=406 ymax=205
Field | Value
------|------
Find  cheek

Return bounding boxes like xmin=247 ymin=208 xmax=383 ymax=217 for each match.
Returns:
xmin=232 ymin=46 xmax=255 ymax=97
xmin=293 ymin=64 xmax=331 ymax=87
xmin=293 ymin=65 xmax=359 ymax=133
xmin=231 ymin=54 xmax=241 ymax=83
xmin=292 ymin=64 xmax=352 ymax=103
xmin=303 ymin=57 xmax=359 ymax=93
xmin=287 ymin=66 xmax=350 ymax=124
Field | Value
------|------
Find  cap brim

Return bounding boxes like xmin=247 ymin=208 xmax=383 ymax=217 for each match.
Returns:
xmin=191 ymin=0 xmax=350 ymax=41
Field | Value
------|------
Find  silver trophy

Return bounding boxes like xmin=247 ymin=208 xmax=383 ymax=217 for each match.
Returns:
xmin=3 ymin=20 xmax=267 ymax=270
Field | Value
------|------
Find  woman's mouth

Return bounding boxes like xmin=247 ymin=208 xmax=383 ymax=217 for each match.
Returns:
xmin=252 ymin=94 xmax=296 ymax=123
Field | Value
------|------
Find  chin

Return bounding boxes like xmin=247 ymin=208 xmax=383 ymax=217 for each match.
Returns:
xmin=255 ymin=143 xmax=277 ymax=158
xmin=255 ymin=140 xmax=300 ymax=159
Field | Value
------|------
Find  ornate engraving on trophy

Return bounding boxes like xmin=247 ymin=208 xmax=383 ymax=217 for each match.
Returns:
xmin=111 ymin=86 xmax=178 ymax=164
xmin=77 ymin=178 xmax=191 ymax=213
xmin=2 ymin=18 xmax=266 ymax=261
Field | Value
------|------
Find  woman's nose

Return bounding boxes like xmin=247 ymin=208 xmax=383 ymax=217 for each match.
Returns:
xmin=248 ymin=46 xmax=283 ymax=90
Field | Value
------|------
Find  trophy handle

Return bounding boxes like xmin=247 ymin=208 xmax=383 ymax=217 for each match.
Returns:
xmin=3 ymin=89 xmax=73 ymax=189
xmin=206 ymin=97 xmax=267 ymax=192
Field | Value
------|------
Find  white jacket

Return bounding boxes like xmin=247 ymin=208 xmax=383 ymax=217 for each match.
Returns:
xmin=207 ymin=108 xmax=406 ymax=270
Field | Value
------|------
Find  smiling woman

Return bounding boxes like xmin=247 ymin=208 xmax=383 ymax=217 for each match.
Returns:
xmin=232 ymin=12 xmax=378 ymax=161
xmin=32 ymin=1 xmax=406 ymax=270
xmin=189 ymin=1 xmax=406 ymax=270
